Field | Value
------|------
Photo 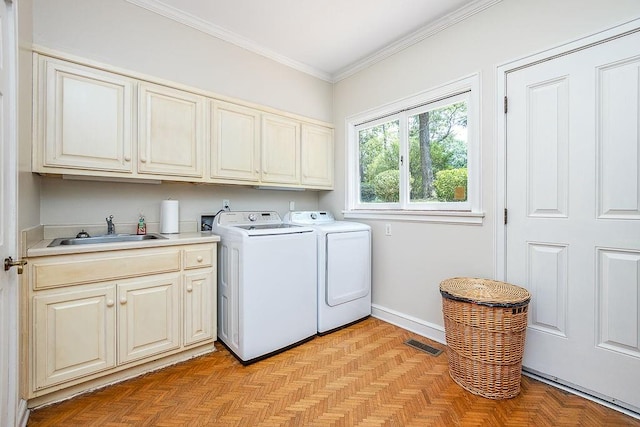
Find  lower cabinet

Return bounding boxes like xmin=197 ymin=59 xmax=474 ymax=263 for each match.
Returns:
xmin=184 ymin=270 xmax=215 ymax=346
xmin=33 ymin=284 xmax=117 ymax=389
xmin=118 ymin=274 xmax=181 ymax=364
xmin=27 ymin=242 xmax=217 ymax=401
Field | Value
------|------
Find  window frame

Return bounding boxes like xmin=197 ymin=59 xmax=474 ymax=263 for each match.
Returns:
xmin=345 ymin=73 xmax=483 ymax=224
xmin=353 ymin=113 xmax=403 ymax=210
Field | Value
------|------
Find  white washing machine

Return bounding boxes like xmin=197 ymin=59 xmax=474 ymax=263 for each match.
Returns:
xmin=284 ymin=211 xmax=371 ymax=334
xmin=213 ymin=211 xmax=317 ymax=364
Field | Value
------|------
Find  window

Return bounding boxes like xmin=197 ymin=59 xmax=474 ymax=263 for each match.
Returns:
xmin=346 ymin=74 xmax=482 ymax=224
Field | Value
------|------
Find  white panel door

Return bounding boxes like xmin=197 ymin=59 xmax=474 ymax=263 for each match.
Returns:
xmin=0 ymin=0 xmax=18 ymax=423
xmin=506 ymin=31 xmax=640 ymax=411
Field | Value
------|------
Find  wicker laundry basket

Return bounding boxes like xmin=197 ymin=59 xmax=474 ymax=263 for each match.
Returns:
xmin=440 ymin=277 xmax=531 ymax=399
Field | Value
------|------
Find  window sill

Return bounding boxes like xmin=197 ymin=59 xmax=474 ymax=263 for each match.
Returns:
xmin=343 ymin=210 xmax=485 ymax=225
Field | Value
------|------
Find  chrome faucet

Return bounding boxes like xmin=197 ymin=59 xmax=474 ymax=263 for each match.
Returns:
xmin=106 ymin=215 xmax=115 ymax=235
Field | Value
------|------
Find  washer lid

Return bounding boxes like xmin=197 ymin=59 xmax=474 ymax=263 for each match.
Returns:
xmin=234 ymin=223 xmax=313 ymax=236
xmin=213 ymin=211 xmax=314 ymax=235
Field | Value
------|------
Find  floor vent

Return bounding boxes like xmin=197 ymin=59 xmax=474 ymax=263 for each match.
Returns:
xmin=405 ymin=339 xmax=443 ymax=356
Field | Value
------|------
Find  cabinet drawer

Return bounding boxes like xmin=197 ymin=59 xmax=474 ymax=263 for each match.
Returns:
xmin=31 ymin=248 xmax=181 ymax=290
xmin=184 ymin=245 xmax=214 ymax=270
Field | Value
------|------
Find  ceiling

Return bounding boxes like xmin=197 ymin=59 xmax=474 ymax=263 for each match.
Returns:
xmin=125 ymin=0 xmax=498 ymax=82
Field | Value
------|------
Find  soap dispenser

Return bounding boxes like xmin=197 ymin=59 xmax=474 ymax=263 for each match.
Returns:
xmin=136 ymin=214 xmax=147 ymax=235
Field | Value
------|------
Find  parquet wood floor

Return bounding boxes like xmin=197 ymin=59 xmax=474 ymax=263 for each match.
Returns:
xmin=27 ymin=318 xmax=639 ymax=426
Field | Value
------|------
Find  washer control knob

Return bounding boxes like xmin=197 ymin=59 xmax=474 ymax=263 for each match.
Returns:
xmin=310 ymin=212 xmax=317 ymax=220
xmin=248 ymin=213 xmax=257 ymax=222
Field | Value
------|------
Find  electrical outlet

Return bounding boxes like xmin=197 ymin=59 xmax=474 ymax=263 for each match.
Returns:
xmin=385 ymin=224 xmax=392 ymax=236
xmin=289 ymin=201 xmax=295 ymax=211
xmin=223 ymin=199 xmax=230 ymax=211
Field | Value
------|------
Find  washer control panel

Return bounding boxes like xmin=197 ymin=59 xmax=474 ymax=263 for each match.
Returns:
xmin=216 ymin=211 xmax=282 ymax=226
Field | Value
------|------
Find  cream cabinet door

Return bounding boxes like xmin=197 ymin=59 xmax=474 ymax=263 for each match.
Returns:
xmin=35 ymin=56 xmax=134 ymax=173
xmin=138 ymin=83 xmax=205 ymax=178
xmin=33 ymin=285 xmax=116 ymax=390
xmin=184 ymin=270 xmax=215 ymax=346
xmin=261 ymin=114 xmax=301 ymax=185
xmin=118 ymin=274 xmax=181 ymax=364
xmin=301 ymin=124 xmax=334 ymax=188
xmin=211 ymin=101 xmax=261 ymax=182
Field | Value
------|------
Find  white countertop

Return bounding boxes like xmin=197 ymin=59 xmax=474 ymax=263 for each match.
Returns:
xmin=27 ymin=232 xmax=220 ymax=257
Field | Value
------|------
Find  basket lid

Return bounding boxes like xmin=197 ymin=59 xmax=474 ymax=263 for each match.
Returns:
xmin=440 ymin=277 xmax=530 ymax=307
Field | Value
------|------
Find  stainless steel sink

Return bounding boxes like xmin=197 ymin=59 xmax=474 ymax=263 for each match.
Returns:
xmin=48 ymin=233 xmax=167 ymax=247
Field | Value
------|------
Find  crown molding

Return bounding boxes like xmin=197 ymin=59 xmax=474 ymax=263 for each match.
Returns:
xmin=124 ymin=0 xmax=333 ymax=82
xmin=125 ymin=0 xmax=500 ymax=83
xmin=332 ymin=0 xmax=502 ymax=82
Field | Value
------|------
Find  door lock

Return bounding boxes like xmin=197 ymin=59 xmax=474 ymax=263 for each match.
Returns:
xmin=4 ymin=257 xmax=27 ymax=274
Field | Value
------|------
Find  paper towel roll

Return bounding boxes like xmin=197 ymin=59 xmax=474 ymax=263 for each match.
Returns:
xmin=160 ymin=200 xmax=180 ymax=234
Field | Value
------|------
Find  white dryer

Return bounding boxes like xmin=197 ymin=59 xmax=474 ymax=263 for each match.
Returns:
xmin=285 ymin=211 xmax=371 ymax=334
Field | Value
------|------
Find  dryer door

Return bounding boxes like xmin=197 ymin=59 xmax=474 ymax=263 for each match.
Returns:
xmin=326 ymin=230 xmax=371 ymax=306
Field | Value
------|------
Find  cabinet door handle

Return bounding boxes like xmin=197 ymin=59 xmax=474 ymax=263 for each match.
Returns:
xmin=124 ymin=155 xmax=131 ymax=162
xmin=106 ymin=299 xmax=115 ymax=307
xmin=196 ymin=256 xmax=203 ymax=263
xmin=186 ymin=285 xmax=193 ymax=292
xmin=120 ymin=297 xmax=127 ymax=304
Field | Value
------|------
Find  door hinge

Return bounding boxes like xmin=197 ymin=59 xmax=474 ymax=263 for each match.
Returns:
xmin=504 ymin=208 xmax=508 ymax=225
xmin=504 ymin=96 xmax=508 ymax=114
xmin=4 ymin=257 xmax=27 ymax=274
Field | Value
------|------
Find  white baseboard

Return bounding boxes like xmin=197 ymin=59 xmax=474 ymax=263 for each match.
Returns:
xmin=371 ymin=304 xmax=446 ymax=344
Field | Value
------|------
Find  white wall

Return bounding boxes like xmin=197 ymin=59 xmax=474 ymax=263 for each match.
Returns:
xmin=32 ymin=0 xmax=332 ymax=122
xmin=18 ymin=0 xmax=39 ymax=233
xmin=324 ymin=0 xmax=640 ymax=338
xmin=31 ymin=0 xmax=333 ymax=229
xmin=40 ymin=178 xmax=319 ymax=230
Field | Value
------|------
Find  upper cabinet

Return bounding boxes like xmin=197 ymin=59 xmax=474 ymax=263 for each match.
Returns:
xmin=211 ymin=101 xmax=261 ymax=183
xmin=34 ymin=56 xmax=134 ymax=174
xmin=261 ymin=114 xmax=300 ymax=185
xmin=301 ymin=124 xmax=334 ymax=189
xmin=32 ymin=52 xmax=333 ymax=190
xmin=138 ymin=83 xmax=206 ymax=179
